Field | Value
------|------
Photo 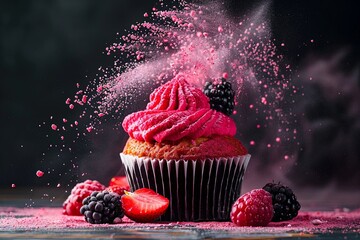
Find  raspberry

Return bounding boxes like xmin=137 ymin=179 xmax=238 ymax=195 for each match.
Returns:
xmin=263 ymin=182 xmax=301 ymax=222
xmin=203 ymin=78 xmax=235 ymax=116
xmin=230 ymin=189 xmax=273 ymax=226
xmin=63 ymin=180 xmax=106 ymax=216
xmin=80 ymin=191 xmax=124 ymax=224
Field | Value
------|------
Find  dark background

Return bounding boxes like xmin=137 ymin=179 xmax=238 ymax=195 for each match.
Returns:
xmin=1 ymin=0 xmax=359 ymax=199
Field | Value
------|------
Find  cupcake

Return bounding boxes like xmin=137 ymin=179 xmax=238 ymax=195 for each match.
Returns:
xmin=120 ymin=75 xmax=250 ymax=221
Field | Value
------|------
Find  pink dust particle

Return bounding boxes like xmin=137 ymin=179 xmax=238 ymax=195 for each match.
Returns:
xmin=310 ymin=39 xmax=314 ymax=43
xmin=74 ymin=121 xmax=78 ymax=126
xmin=86 ymin=127 xmax=93 ymax=133
xmin=51 ymin=124 xmax=57 ymax=131
xmin=98 ymin=113 xmax=105 ymax=117
xmin=250 ymin=140 xmax=255 ymax=145
xmin=36 ymin=170 xmax=44 ymax=177
xmin=267 ymin=144 xmax=271 ymax=148
xmin=76 ymin=83 xmax=80 ymax=88
xmin=144 ymin=12 xmax=148 ymax=17
xmin=60 ymin=136 xmax=64 ymax=140
xmin=65 ymin=98 xmax=71 ymax=104
xmin=62 ymin=118 xmax=67 ymax=123
xmin=222 ymin=72 xmax=228 ymax=79
xmin=281 ymin=43 xmax=285 ymax=46
xmin=11 ymin=184 xmax=16 ymax=188
xmin=256 ymin=124 xmax=261 ymax=128
xmin=284 ymin=155 xmax=289 ymax=160
xmin=249 ymin=104 xmax=254 ymax=109
xmin=196 ymin=32 xmax=203 ymax=37
xmin=261 ymin=97 xmax=267 ymax=104
xmin=276 ymin=137 xmax=281 ymax=142
xmin=56 ymin=183 xmax=61 ymax=188
xmin=96 ymin=86 xmax=103 ymax=92
xmin=311 ymin=219 xmax=324 ymax=225
xmin=218 ymin=26 xmax=223 ymax=33
xmin=81 ymin=95 xmax=87 ymax=103
xmin=69 ymin=104 xmax=74 ymax=109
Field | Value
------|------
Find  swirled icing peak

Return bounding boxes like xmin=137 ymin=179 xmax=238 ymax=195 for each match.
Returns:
xmin=146 ymin=75 xmax=210 ymax=111
xmin=122 ymin=75 xmax=236 ymax=142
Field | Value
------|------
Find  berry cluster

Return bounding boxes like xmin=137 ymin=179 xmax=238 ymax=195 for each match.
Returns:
xmin=230 ymin=183 xmax=301 ymax=226
xmin=203 ymin=78 xmax=235 ymax=116
xmin=80 ymin=191 xmax=124 ymax=224
xmin=64 ymin=177 xmax=170 ymax=224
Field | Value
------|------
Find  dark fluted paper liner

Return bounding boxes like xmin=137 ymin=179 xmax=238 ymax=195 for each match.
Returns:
xmin=120 ymin=153 xmax=250 ymax=221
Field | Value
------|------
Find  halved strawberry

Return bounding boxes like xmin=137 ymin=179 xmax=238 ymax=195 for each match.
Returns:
xmin=121 ymin=188 xmax=169 ymax=223
xmin=109 ymin=176 xmax=130 ymax=189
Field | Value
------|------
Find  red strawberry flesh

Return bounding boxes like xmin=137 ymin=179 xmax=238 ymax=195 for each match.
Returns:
xmin=121 ymin=188 xmax=169 ymax=223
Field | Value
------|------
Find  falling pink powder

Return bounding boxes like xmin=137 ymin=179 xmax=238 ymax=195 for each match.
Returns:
xmin=81 ymin=95 xmax=87 ymax=103
xmin=51 ymin=124 xmax=57 ymax=131
xmin=36 ymin=170 xmax=44 ymax=177
xmin=39 ymin=1 xmax=302 ymax=212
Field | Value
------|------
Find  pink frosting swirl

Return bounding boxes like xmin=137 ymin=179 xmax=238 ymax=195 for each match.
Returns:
xmin=122 ymin=75 xmax=236 ymax=142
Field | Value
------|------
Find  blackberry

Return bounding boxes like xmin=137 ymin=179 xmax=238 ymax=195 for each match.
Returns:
xmin=203 ymin=78 xmax=235 ymax=116
xmin=80 ymin=190 xmax=124 ymax=224
xmin=263 ymin=183 xmax=301 ymax=222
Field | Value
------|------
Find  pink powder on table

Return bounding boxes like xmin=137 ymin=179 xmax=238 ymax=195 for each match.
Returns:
xmin=0 ymin=208 xmax=359 ymax=235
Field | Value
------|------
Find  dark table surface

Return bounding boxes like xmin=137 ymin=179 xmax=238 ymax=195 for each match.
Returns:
xmin=1 ymin=188 xmax=360 ymax=239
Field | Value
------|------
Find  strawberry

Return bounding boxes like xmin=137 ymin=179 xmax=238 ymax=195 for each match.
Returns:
xmin=121 ymin=188 xmax=169 ymax=223
xmin=109 ymin=176 xmax=130 ymax=189
xmin=230 ymin=189 xmax=273 ymax=226
xmin=106 ymin=185 xmax=128 ymax=196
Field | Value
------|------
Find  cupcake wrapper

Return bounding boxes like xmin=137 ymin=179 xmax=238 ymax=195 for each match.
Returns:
xmin=120 ymin=153 xmax=250 ymax=222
